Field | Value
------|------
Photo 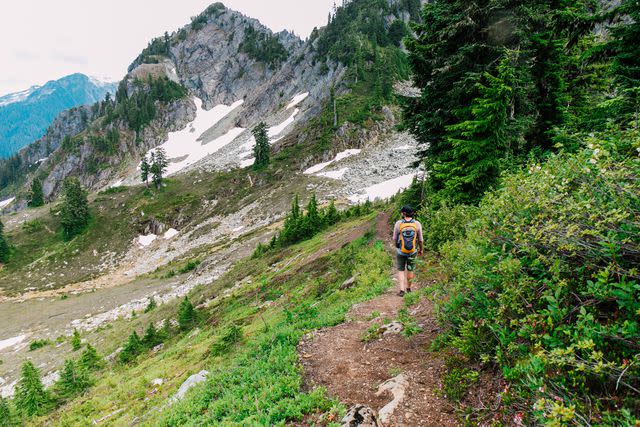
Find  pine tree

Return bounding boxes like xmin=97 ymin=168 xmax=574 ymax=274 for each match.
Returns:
xmin=71 ymin=328 xmax=82 ymax=351
xmin=59 ymin=177 xmax=89 ymax=240
xmin=14 ymin=361 xmax=50 ymax=417
xmin=28 ymin=179 xmax=44 ymax=208
xmin=0 ymin=219 xmax=9 ymax=263
xmin=150 ymin=148 xmax=168 ymax=189
xmin=178 ymin=297 xmax=198 ymax=331
xmin=55 ymin=359 xmax=90 ymax=398
xmin=252 ymin=122 xmax=270 ymax=170
xmin=140 ymin=156 xmax=151 ymax=187
xmin=436 ymin=52 xmax=517 ymax=204
xmin=142 ymin=323 xmax=161 ymax=348
xmin=158 ymin=319 xmax=173 ymax=341
xmin=78 ymin=344 xmax=103 ymax=371
xmin=324 ymin=200 xmax=340 ymax=226
xmin=119 ymin=331 xmax=143 ymax=364
xmin=610 ymin=0 xmax=640 ymax=128
xmin=144 ymin=296 xmax=157 ymax=313
xmin=303 ymin=194 xmax=322 ymax=237
xmin=0 ymin=396 xmax=14 ymax=426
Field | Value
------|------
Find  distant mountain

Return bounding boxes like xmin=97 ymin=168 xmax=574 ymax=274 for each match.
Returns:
xmin=0 ymin=73 xmax=116 ymax=158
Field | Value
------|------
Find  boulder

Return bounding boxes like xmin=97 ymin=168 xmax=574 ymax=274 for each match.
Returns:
xmin=341 ymin=405 xmax=382 ymax=427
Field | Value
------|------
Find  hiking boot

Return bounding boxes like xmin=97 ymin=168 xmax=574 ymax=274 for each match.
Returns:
xmin=397 ymin=290 xmax=405 ymax=297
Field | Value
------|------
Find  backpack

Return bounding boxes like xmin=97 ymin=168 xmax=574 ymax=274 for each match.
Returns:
xmin=398 ymin=219 xmax=418 ymax=254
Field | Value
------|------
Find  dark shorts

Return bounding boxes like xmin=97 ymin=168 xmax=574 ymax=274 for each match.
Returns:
xmin=396 ymin=253 xmax=416 ymax=272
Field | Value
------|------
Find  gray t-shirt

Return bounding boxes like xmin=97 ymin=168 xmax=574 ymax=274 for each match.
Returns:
xmin=392 ymin=219 xmax=423 ymax=255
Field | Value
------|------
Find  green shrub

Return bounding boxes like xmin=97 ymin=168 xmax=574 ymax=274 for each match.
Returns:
xmin=435 ymin=131 xmax=640 ymax=424
xmin=144 ymin=296 xmax=157 ymax=313
xmin=442 ymin=365 xmax=479 ymax=402
xmin=21 ymin=219 xmax=44 ymax=233
xmin=119 ymin=331 xmax=143 ymax=364
xmin=177 ymin=297 xmax=198 ymax=331
xmin=78 ymin=344 xmax=103 ymax=371
xmin=210 ymin=324 xmax=244 ymax=357
xmin=28 ymin=339 xmax=51 ymax=351
xmin=71 ymin=329 xmax=82 ymax=351
xmin=421 ymin=204 xmax=478 ymax=252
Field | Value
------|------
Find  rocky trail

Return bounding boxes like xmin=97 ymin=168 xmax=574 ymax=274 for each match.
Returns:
xmin=297 ymin=212 xmax=458 ymax=426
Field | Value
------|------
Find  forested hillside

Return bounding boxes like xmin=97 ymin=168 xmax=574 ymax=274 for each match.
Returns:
xmin=400 ymin=0 xmax=640 ymax=424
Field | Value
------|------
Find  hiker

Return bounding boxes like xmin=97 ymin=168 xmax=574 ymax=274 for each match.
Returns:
xmin=392 ymin=205 xmax=423 ymax=296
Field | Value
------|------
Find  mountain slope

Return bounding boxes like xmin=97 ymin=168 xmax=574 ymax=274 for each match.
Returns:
xmin=0 ymin=74 xmax=116 ymax=158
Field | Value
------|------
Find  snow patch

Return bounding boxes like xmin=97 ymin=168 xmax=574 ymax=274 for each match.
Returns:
xmin=146 ymin=98 xmax=244 ymax=176
xmin=348 ymin=173 xmax=417 ymax=203
xmin=304 ymin=149 xmax=361 ymax=175
xmin=286 ymin=92 xmax=309 ymax=109
xmin=318 ymin=168 xmax=349 ymax=180
xmin=0 ymin=197 xmax=15 ymax=209
xmin=269 ymin=109 xmax=299 ymax=138
xmin=138 ymin=234 xmax=157 ymax=247
xmin=164 ymin=228 xmax=179 ymax=239
xmin=0 ymin=334 xmax=27 ymax=352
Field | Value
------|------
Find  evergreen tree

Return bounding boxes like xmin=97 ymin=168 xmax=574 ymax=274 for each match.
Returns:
xmin=59 ymin=177 xmax=89 ymax=240
xmin=142 ymin=323 xmax=161 ymax=348
xmin=323 ymin=200 xmax=340 ymax=226
xmin=609 ymin=0 xmax=640 ymax=128
xmin=303 ymin=194 xmax=322 ymax=238
xmin=28 ymin=179 xmax=44 ymax=208
xmin=0 ymin=396 xmax=14 ymax=426
xmin=436 ymin=52 xmax=517 ymax=204
xmin=119 ymin=331 xmax=143 ymax=364
xmin=71 ymin=328 xmax=82 ymax=351
xmin=0 ymin=219 xmax=9 ymax=264
xmin=140 ymin=156 xmax=150 ymax=187
xmin=78 ymin=344 xmax=103 ymax=371
xmin=252 ymin=122 xmax=270 ymax=170
xmin=14 ymin=361 xmax=50 ymax=417
xmin=177 ymin=297 xmax=198 ymax=331
xmin=144 ymin=296 xmax=157 ymax=313
xmin=150 ymin=148 xmax=168 ymax=189
xmin=55 ymin=359 xmax=90 ymax=398
xmin=158 ymin=319 xmax=173 ymax=341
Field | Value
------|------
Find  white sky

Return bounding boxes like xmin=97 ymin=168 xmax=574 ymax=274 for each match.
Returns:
xmin=0 ymin=0 xmax=335 ymax=95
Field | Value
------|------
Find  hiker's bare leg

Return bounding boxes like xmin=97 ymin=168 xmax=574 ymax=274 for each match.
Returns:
xmin=397 ymin=270 xmax=406 ymax=291
xmin=407 ymin=271 xmax=414 ymax=290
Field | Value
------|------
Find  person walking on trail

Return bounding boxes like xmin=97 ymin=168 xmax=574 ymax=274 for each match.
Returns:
xmin=392 ymin=205 xmax=423 ymax=297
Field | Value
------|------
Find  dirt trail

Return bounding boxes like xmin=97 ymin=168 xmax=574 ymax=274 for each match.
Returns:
xmin=297 ymin=212 xmax=458 ymax=426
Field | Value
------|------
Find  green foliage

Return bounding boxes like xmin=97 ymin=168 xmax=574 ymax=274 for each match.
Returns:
xmin=239 ymin=26 xmax=289 ymax=68
xmin=28 ymin=179 xmax=44 ymax=207
xmin=177 ymin=297 xmax=198 ymax=331
xmin=210 ymin=324 xmax=243 ymax=357
xmin=142 ymin=323 xmax=161 ymax=349
xmin=71 ymin=328 xmax=82 ymax=351
xmin=28 ymin=339 xmax=51 ymax=351
xmin=397 ymin=308 xmax=422 ymax=338
xmin=21 ymin=219 xmax=44 ymax=234
xmin=149 ymin=148 xmax=168 ymax=189
xmin=14 ymin=361 xmax=50 ymax=417
xmin=144 ymin=296 xmax=157 ymax=313
xmin=140 ymin=156 xmax=150 ymax=187
xmin=78 ymin=344 xmax=103 ymax=371
xmin=190 ymin=3 xmax=225 ymax=32
xmin=434 ymin=132 xmax=640 ymax=423
xmin=421 ymin=204 xmax=478 ymax=252
xmin=252 ymin=122 xmax=270 ymax=170
xmin=119 ymin=331 xmax=143 ymax=364
xmin=0 ymin=397 xmax=15 ymax=426
xmin=442 ymin=364 xmax=479 ymax=403
xmin=0 ymin=220 xmax=9 ymax=263
xmin=54 ymin=359 xmax=91 ymax=399
xmin=60 ymin=177 xmax=90 ymax=240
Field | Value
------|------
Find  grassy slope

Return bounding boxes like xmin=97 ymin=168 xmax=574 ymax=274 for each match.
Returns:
xmin=30 ymin=212 xmax=391 ymax=426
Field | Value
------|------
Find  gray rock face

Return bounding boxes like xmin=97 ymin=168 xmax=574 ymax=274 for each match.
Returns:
xmin=342 ymin=405 xmax=382 ymax=427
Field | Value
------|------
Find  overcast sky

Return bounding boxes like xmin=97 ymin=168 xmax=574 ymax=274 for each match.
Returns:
xmin=0 ymin=0 xmax=335 ymax=95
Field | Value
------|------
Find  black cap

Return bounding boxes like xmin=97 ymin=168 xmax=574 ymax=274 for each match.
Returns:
xmin=400 ymin=205 xmax=415 ymax=217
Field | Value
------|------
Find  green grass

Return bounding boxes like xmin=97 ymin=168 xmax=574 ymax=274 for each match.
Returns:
xmin=32 ymin=213 xmax=392 ymax=426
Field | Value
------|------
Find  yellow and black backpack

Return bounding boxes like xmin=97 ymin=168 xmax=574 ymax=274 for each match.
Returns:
xmin=398 ymin=219 xmax=418 ymax=254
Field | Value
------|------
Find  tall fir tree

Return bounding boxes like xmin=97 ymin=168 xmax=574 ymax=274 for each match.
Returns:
xmin=28 ymin=179 xmax=44 ymax=208
xmin=59 ymin=177 xmax=89 ymax=240
xmin=14 ymin=361 xmax=50 ymax=417
xmin=150 ymin=148 xmax=168 ymax=189
xmin=177 ymin=297 xmax=198 ymax=331
xmin=119 ymin=331 xmax=143 ymax=364
xmin=0 ymin=219 xmax=9 ymax=263
xmin=55 ymin=359 xmax=90 ymax=398
xmin=79 ymin=344 xmax=103 ymax=371
xmin=140 ymin=156 xmax=151 ymax=187
xmin=252 ymin=122 xmax=270 ymax=170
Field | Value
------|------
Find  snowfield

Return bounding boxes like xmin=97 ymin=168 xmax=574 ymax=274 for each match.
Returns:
xmin=0 ymin=197 xmax=15 ymax=210
xmin=147 ymin=98 xmax=244 ymax=176
xmin=138 ymin=234 xmax=158 ymax=247
xmin=286 ymin=92 xmax=309 ymax=109
xmin=348 ymin=173 xmax=417 ymax=203
xmin=304 ymin=149 xmax=362 ymax=174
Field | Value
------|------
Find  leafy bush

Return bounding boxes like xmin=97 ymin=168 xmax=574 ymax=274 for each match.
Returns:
xmin=28 ymin=339 xmax=51 ymax=351
xmin=442 ymin=364 xmax=479 ymax=402
xmin=435 ymin=132 xmax=640 ymax=424
xmin=210 ymin=324 xmax=243 ymax=357
xmin=421 ymin=204 xmax=478 ymax=252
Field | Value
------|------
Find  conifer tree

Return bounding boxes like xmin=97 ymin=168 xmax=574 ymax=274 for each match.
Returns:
xmin=0 ymin=396 xmax=14 ymax=426
xmin=142 ymin=323 xmax=161 ymax=348
xmin=140 ymin=156 xmax=151 ymax=187
xmin=177 ymin=297 xmax=198 ymax=331
xmin=79 ymin=344 xmax=103 ymax=371
xmin=303 ymin=194 xmax=322 ymax=238
xmin=0 ymin=219 xmax=9 ymax=263
xmin=324 ymin=200 xmax=340 ymax=226
xmin=55 ymin=359 xmax=90 ymax=398
xmin=158 ymin=319 xmax=173 ymax=341
xmin=28 ymin=179 xmax=44 ymax=208
xmin=144 ymin=296 xmax=157 ymax=313
xmin=252 ymin=122 xmax=270 ymax=170
xmin=150 ymin=148 xmax=168 ymax=189
xmin=119 ymin=331 xmax=143 ymax=364
xmin=71 ymin=328 xmax=82 ymax=351
xmin=59 ymin=177 xmax=89 ymax=240
xmin=14 ymin=361 xmax=50 ymax=417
